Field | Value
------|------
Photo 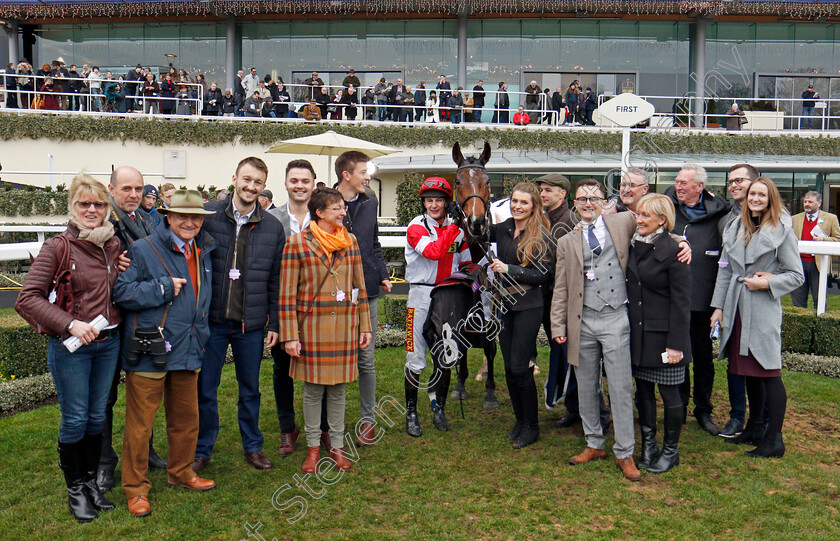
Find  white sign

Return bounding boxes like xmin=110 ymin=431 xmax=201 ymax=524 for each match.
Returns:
xmin=598 ymin=93 xmax=655 ymax=127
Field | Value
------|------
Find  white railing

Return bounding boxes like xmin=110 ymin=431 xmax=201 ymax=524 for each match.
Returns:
xmin=1 ymin=227 xmax=835 ymax=313
xmin=798 ymin=240 xmax=840 ymax=315
xmin=3 ymin=72 xmax=204 ymax=115
xmin=0 ymin=225 xmax=410 ymax=261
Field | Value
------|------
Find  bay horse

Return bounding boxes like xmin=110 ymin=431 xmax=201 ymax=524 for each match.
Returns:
xmin=424 ymin=142 xmax=499 ymax=411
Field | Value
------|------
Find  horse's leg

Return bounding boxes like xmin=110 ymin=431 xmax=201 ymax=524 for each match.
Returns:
xmin=483 ymin=336 xmax=499 ymax=410
xmin=450 ymin=349 xmax=468 ymax=400
xmin=431 ymin=362 xmax=451 ymax=431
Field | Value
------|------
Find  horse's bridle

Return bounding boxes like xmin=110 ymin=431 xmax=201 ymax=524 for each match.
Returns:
xmin=452 ymin=164 xmax=495 ymax=271
xmin=453 ymin=164 xmax=491 ymax=231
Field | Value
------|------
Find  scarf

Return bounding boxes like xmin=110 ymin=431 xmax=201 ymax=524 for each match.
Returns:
xmin=631 ymin=226 xmax=665 ymax=247
xmin=109 ymin=196 xmax=151 ymax=241
xmin=310 ymin=221 xmax=352 ymax=254
xmin=71 ymin=217 xmax=115 ymax=247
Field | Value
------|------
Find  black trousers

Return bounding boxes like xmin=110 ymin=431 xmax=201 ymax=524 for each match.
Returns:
xmin=791 ymin=260 xmax=821 ymax=308
xmin=271 ymin=343 xmax=328 ymax=433
xmin=500 ymin=309 xmax=542 ymax=430
xmin=680 ymin=309 xmax=716 ymax=418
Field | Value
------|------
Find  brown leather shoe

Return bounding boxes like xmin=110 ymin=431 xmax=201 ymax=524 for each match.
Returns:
xmin=569 ymin=447 xmax=607 ymax=465
xmin=127 ymin=495 xmax=151 ymax=518
xmin=616 ymin=457 xmax=641 ymax=481
xmin=330 ymin=448 xmax=352 ymax=471
xmin=191 ymin=456 xmax=209 ymax=474
xmin=278 ymin=426 xmax=301 ymax=457
xmin=244 ymin=451 xmax=273 ymax=471
xmin=170 ymin=476 xmax=216 ymax=491
xmin=302 ymin=446 xmax=320 ymax=474
xmin=320 ymin=431 xmax=332 ymax=452
xmin=356 ymin=422 xmax=375 ymax=446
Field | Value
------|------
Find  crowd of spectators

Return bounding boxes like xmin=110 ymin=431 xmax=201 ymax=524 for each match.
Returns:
xmin=2 ymin=60 xmax=597 ymax=125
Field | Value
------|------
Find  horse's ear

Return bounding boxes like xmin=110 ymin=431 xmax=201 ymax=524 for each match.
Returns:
xmin=452 ymin=142 xmax=464 ymax=166
xmin=479 ymin=142 xmax=491 ymax=165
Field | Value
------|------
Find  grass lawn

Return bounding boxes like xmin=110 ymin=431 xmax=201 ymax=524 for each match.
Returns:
xmin=0 ymin=346 xmax=838 ymax=540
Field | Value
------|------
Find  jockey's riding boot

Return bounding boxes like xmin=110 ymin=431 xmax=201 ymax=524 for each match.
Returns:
xmin=405 ymin=371 xmax=423 ymax=438
xmin=432 ymin=368 xmax=451 ymax=431
xmin=637 ymin=399 xmax=659 ymax=469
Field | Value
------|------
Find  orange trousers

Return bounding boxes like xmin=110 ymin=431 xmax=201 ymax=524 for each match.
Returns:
xmin=122 ymin=370 xmax=199 ymax=498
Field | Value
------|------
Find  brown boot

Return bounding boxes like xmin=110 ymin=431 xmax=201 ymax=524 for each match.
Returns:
xmin=330 ymin=448 xmax=352 ymax=471
xmin=302 ymin=447 xmax=320 ymax=474
xmin=616 ymin=457 xmax=641 ymax=482
xmin=320 ymin=431 xmax=332 ymax=452
xmin=278 ymin=426 xmax=301 ymax=457
xmin=569 ymin=447 xmax=607 ymax=465
xmin=356 ymin=422 xmax=375 ymax=446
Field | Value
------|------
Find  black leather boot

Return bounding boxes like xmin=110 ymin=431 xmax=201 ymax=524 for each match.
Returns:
xmin=648 ymin=405 xmax=684 ymax=474
xmin=513 ymin=374 xmax=539 ymax=450
xmin=405 ymin=371 xmax=423 ymax=438
xmin=58 ymin=441 xmax=98 ymax=523
xmin=637 ymin=399 xmax=659 ymax=469
xmin=148 ymin=430 xmax=167 ymax=470
xmin=727 ymin=418 xmax=766 ymax=446
xmin=431 ymin=369 xmax=451 ymax=431
xmin=505 ymin=373 xmax=523 ymax=441
xmin=81 ymin=434 xmax=114 ymax=511
xmin=746 ymin=432 xmax=785 ymax=458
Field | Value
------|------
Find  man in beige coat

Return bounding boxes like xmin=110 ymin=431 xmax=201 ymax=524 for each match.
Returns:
xmin=551 ymin=179 xmax=640 ymax=481
xmin=791 ymin=190 xmax=840 ymax=308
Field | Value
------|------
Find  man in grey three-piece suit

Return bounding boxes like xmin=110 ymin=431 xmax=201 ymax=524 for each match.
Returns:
xmin=551 ymin=179 xmax=641 ymax=481
xmin=551 ymin=179 xmax=691 ymax=482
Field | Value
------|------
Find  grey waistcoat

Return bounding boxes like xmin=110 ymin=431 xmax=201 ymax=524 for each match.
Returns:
xmin=582 ymin=229 xmax=627 ymax=311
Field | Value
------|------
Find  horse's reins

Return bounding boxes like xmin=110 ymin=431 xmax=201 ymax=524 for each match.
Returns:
xmin=451 ymin=164 xmax=498 ymax=419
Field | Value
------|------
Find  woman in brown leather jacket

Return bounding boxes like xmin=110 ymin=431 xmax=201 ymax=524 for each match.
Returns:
xmin=16 ymin=174 xmax=125 ymax=523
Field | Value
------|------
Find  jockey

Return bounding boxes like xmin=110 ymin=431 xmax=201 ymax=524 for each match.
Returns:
xmin=404 ymin=176 xmax=471 ymax=437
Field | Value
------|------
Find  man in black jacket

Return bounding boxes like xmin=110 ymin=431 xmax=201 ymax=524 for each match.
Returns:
xmin=472 ymin=81 xmax=485 ymax=123
xmin=124 ymin=64 xmax=143 ymax=112
xmin=193 ymin=156 xmax=285 ymax=473
xmin=335 ymin=151 xmax=392 ymax=446
xmin=97 ymin=166 xmax=165 ymax=493
xmin=666 ymin=164 xmax=731 ymax=437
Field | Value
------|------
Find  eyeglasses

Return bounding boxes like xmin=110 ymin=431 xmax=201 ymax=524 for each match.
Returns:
xmin=619 ymin=183 xmax=646 ymax=190
xmin=75 ymin=201 xmax=107 ymax=210
xmin=423 ymin=180 xmax=449 ymax=191
xmin=728 ymin=177 xmax=750 ymax=185
xmin=575 ymin=197 xmax=603 ymax=205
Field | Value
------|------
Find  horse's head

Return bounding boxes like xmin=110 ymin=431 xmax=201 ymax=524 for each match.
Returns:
xmin=452 ymin=142 xmax=492 ymax=237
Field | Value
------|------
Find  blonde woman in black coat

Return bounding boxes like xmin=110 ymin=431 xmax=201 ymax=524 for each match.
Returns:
xmin=626 ymin=194 xmax=692 ymax=474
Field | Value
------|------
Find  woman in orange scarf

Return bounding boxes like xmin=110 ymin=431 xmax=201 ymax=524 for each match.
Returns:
xmin=278 ymin=187 xmax=372 ymax=473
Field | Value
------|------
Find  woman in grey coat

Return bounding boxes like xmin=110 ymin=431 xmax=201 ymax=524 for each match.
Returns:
xmin=710 ymin=177 xmax=804 ymax=458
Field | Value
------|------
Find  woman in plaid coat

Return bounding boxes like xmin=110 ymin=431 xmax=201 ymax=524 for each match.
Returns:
xmin=279 ymin=188 xmax=372 ymax=474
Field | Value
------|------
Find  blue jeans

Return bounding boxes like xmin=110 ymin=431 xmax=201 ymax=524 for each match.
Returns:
xmin=727 ymin=371 xmax=746 ymax=422
xmin=48 ymin=334 xmax=120 ymax=443
xmin=196 ymin=322 xmax=265 ymax=457
xmin=451 ymin=112 xmax=462 ymax=124
xmin=802 ymin=106 xmax=815 ymax=129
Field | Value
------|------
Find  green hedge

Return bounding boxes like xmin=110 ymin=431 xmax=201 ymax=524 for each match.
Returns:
xmin=380 ymin=294 xmax=408 ymax=331
xmin=781 ymin=306 xmax=816 ymax=354
xmin=0 ymin=191 xmax=69 ymax=217
xmin=5 ymin=113 xmax=840 ymax=157
xmin=0 ymin=314 xmax=48 ymax=379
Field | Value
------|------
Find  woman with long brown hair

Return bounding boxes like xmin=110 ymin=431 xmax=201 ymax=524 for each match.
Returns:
xmin=711 ymin=177 xmax=803 ymax=458
xmin=488 ymin=182 xmax=554 ymax=449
